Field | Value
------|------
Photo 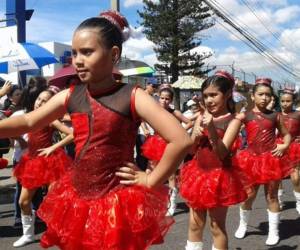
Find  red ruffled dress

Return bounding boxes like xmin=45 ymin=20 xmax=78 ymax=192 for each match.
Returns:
xmin=276 ymin=112 xmax=300 ymax=166
xmin=13 ymin=126 xmax=71 ymax=189
xmin=37 ymin=83 xmax=173 ymax=250
xmin=141 ymin=107 xmax=175 ymax=162
xmin=141 ymin=134 xmax=167 ymax=162
xmin=180 ymin=114 xmax=251 ymax=210
xmin=236 ymin=111 xmax=293 ymax=184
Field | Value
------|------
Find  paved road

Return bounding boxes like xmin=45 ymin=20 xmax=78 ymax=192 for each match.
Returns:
xmin=1 ymin=174 xmax=300 ymax=250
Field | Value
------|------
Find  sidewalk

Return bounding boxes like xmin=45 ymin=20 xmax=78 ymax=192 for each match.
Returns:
xmin=0 ymin=150 xmax=16 ymax=205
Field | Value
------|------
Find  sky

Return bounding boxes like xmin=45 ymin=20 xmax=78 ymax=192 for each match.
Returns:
xmin=0 ymin=0 xmax=300 ymax=86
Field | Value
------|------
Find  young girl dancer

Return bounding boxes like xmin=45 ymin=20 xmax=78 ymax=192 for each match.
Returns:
xmin=142 ymin=86 xmax=192 ymax=216
xmin=0 ymin=11 xmax=192 ymax=250
xmin=234 ymin=78 xmax=292 ymax=246
xmin=277 ymin=88 xmax=300 ymax=213
xmin=180 ymin=71 xmax=251 ymax=250
xmin=12 ymin=89 xmax=73 ymax=247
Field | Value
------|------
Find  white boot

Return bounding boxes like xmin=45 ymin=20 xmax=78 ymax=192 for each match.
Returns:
xmin=185 ymin=240 xmax=203 ymax=250
xmin=293 ymin=191 xmax=300 ymax=214
xmin=278 ymin=189 xmax=284 ymax=209
xmin=265 ymin=210 xmax=280 ymax=246
xmin=13 ymin=215 xmax=35 ymax=247
xmin=166 ymin=187 xmax=178 ymax=216
xmin=234 ymin=207 xmax=250 ymax=239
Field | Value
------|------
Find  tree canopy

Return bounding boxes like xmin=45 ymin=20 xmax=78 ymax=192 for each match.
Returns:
xmin=139 ymin=0 xmax=214 ymax=82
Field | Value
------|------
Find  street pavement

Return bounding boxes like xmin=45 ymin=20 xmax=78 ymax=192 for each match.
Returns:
xmin=1 ymin=163 xmax=300 ymax=250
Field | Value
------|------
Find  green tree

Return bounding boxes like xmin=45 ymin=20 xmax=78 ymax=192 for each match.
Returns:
xmin=138 ymin=0 xmax=214 ymax=83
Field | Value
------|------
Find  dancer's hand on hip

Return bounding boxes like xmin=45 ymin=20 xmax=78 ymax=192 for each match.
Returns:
xmin=116 ymin=162 xmax=151 ymax=188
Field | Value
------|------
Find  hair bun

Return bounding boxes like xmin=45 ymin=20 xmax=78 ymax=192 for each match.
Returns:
xmin=99 ymin=10 xmax=131 ymax=42
xmin=215 ymin=70 xmax=235 ymax=88
xmin=255 ymin=77 xmax=272 ymax=85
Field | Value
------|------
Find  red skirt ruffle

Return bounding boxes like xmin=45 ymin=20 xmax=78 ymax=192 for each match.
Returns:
xmin=288 ymin=142 xmax=300 ymax=165
xmin=179 ymin=159 xmax=250 ymax=209
xmin=276 ymin=138 xmax=300 ymax=166
xmin=37 ymin=174 xmax=174 ymax=250
xmin=14 ymin=148 xmax=71 ymax=189
xmin=141 ymin=135 xmax=167 ymax=162
xmin=235 ymin=150 xmax=293 ymax=184
xmin=0 ymin=158 xmax=8 ymax=169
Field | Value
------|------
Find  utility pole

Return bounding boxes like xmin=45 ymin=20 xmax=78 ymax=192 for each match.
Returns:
xmin=111 ymin=0 xmax=120 ymax=11
xmin=231 ymin=61 xmax=235 ymax=77
xmin=5 ymin=0 xmax=34 ymax=87
xmin=251 ymin=72 xmax=256 ymax=84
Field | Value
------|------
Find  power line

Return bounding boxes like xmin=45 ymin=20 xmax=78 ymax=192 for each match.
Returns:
xmin=215 ymin=19 xmax=285 ymax=82
xmin=203 ymin=0 xmax=300 ymax=80
xmin=240 ymin=0 xmax=281 ymax=41
xmin=248 ymin=0 xmax=300 ymax=52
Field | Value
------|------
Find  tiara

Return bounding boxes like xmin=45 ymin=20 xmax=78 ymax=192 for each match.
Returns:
xmin=215 ymin=70 xmax=235 ymax=87
xmin=255 ymin=78 xmax=272 ymax=85
xmin=99 ymin=11 xmax=130 ymax=41
xmin=282 ymin=87 xmax=295 ymax=95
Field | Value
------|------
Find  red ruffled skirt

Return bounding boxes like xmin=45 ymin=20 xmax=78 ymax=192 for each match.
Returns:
xmin=14 ymin=148 xmax=71 ymax=189
xmin=276 ymin=138 xmax=300 ymax=166
xmin=0 ymin=158 xmax=8 ymax=169
xmin=179 ymin=159 xmax=251 ymax=210
xmin=235 ymin=149 xmax=293 ymax=184
xmin=141 ymin=135 xmax=167 ymax=162
xmin=37 ymin=174 xmax=174 ymax=250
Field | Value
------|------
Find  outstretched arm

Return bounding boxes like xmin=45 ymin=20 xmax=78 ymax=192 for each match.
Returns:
xmin=0 ymin=90 xmax=68 ymax=138
xmin=173 ymin=110 xmax=193 ymax=130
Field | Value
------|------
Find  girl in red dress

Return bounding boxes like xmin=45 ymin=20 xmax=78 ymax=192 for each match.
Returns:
xmin=0 ymin=11 xmax=192 ymax=250
xmin=277 ymin=88 xmax=300 ymax=213
xmin=13 ymin=90 xmax=73 ymax=247
xmin=234 ymin=78 xmax=292 ymax=246
xmin=180 ymin=71 xmax=251 ymax=250
xmin=142 ymin=86 xmax=193 ymax=216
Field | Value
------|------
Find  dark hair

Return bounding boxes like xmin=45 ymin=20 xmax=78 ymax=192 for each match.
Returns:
xmin=76 ymin=17 xmax=124 ymax=55
xmin=21 ymin=76 xmax=48 ymax=112
xmin=280 ymin=90 xmax=296 ymax=101
xmin=201 ymin=75 xmax=235 ymax=113
xmin=3 ymin=85 xmax=22 ymax=110
xmin=159 ymin=87 xmax=174 ymax=101
xmin=44 ymin=89 xmax=56 ymax=98
xmin=252 ymin=83 xmax=274 ymax=96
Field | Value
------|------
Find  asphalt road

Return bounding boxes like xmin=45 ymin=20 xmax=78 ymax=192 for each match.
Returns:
xmin=0 ymin=179 xmax=299 ymax=250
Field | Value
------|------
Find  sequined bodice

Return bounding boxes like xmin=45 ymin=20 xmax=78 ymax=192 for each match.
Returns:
xmin=280 ymin=112 xmax=300 ymax=139
xmin=244 ymin=111 xmax=277 ymax=154
xmin=66 ymin=84 xmax=139 ymax=199
xmin=195 ymin=114 xmax=233 ymax=168
xmin=28 ymin=127 xmax=54 ymax=157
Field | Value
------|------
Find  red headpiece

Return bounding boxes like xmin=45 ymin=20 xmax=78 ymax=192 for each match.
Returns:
xmin=99 ymin=10 xmax=130 ymax=41
xmin=99 ymin=10 xmax=129 ymax=31
xmin=255 ymin=77 xmax=272 ymax=85
xmin=215 ymin=70 xmax=235 ymax=88
xmin=282 ymin=87 xmax=295 ymax=95
xmin=47 ymin=85 xmax=61 ymax=95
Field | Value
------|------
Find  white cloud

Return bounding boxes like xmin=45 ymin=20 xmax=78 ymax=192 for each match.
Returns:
xmin=124 ymin=0 xmax=143 ymax=8
xmin=274 ymin=5 xmax=300 ymax=24
xmin=123 ymin=0 xmax=159 ymax=8
xmin=280 ymin=28 xmax=300 ymax=53
xmin=263 ymin=0 xmax=288 ymax=7
xmin=205 ymin=44 xmax=300 ymax=84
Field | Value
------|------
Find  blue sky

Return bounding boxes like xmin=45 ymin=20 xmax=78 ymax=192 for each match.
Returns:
xmin=1 ymin=0 xmax=300 ymax=86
